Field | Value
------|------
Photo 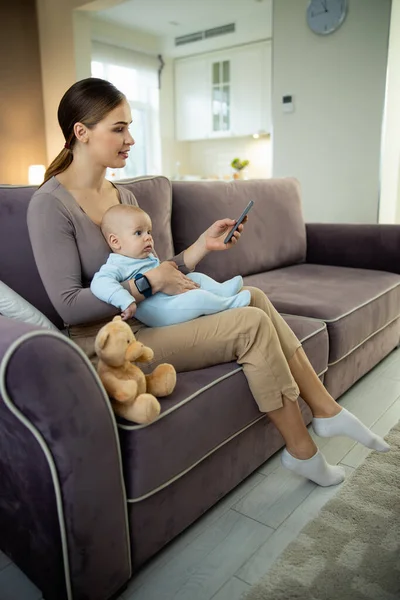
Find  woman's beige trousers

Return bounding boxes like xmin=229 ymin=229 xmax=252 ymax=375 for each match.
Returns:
xmin=68 ymin=286 xmax=301 ymax=412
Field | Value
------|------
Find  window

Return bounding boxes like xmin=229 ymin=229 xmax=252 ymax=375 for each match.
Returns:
xmin=91 ymin=42 xmax=161 ymax=181
xmin=212 ymin=60 xmax=230 ymax=132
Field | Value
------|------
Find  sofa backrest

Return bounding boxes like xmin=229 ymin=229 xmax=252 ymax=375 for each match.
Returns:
xmin=0 ymin=185 xmax=63 ymax=327
xmin=171 ymin=178 xmax=307 ymax=281
xmin=117 ymin=176 xmax=174 ymax=261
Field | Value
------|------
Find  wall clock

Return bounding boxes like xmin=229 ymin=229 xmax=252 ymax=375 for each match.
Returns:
xmin=307 ymin=0 xmax=348 ymax=35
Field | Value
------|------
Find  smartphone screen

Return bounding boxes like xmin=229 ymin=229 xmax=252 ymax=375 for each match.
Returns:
xmin=224 ymin=200 xmax=254 ymax=244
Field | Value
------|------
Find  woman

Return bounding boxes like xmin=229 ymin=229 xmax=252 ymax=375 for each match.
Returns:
xmin=28 ymin=78 xmax=389 ymax=488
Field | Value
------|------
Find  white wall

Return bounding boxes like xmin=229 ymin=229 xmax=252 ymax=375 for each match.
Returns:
xmin=379 ymin=0 xmax=400 ymax=224
xmin=73 ymin=10 xmax=92 ymax=81
xmin=273 ymin=0 xmax=391 ymax=223
xmin=36 ymin=0 xmax=79 ymax=162
xmin=158 ymin=57 xmax=189 ymax=178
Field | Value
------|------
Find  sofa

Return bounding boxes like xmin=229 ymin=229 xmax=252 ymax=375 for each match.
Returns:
xmin=1 ymin=176 xmax=400 ymax=600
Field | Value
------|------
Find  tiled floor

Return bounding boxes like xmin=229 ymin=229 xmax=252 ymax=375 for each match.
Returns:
xmin=1 ymin=347 xmax=400 ymax=600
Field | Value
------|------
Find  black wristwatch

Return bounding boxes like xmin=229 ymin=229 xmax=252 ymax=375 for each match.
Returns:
xmin=134 ymin=273 xmax=153 ymax=298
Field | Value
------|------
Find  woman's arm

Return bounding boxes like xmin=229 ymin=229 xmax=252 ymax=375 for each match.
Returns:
xmin=128 ymin=261 xmax=199 ymax=297
xmin=181 ymin=218 xmax=245 ymax=272
xmin=129 ymin=219 xmax=247 ymax=296
xmin=28 ymin=193 xmax=119 ymax=326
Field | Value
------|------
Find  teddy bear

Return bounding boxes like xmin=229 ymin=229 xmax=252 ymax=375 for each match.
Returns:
xmin=94 ymin=316 xmax=177 ymax=424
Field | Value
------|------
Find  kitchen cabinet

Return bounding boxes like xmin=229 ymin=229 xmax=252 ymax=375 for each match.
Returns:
xmin=175 ymin=41 xmax=271 ymax=141
xmin=175 ymin=56 xmax=211 ymax=142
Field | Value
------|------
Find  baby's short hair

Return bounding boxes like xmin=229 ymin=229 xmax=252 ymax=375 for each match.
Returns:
xmin=101 ymin=204 xmax=149 ymax=240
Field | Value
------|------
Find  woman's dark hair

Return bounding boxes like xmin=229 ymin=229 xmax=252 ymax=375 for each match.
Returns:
xmin=43 ymin=78 xmax=125 ymax=184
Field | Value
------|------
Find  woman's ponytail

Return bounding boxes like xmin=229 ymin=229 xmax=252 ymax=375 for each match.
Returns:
xmin=42 ymin=147 xmax=73 ymax=185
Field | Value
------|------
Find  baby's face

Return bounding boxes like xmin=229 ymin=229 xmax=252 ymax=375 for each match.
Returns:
xmin=115 ymin=213 xmax=154 ymax=259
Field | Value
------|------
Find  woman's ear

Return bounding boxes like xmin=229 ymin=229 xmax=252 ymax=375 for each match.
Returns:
xmin=74 ymin=122 xmax=89 ymax=144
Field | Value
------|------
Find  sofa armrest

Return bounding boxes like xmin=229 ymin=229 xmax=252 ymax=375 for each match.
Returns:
xmin=0 ymin=317 xmax=131 ymax=600
xmin=306 ymin=223 xmax=400 ymax=274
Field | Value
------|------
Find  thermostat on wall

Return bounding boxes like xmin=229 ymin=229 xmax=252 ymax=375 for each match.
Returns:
xmin=282 ymin=95 xmax=294 ymax=113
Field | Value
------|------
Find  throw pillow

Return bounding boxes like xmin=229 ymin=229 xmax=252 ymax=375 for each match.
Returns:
xmin=0 ymin=280 xmax=58 ymax=331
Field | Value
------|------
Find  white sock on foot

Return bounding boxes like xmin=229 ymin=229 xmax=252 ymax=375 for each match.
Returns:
xmin=312 ymin=408 xmax=390 ymax=452
xmin=281 ymin=448 xmax=345 ymax=487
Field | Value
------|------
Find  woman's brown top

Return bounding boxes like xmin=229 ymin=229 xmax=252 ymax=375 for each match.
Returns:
xmin=27 ymin=176 xmax=188 ymax=326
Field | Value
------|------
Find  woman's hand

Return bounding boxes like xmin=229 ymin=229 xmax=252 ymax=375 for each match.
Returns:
xmin=145 ymin=261 xmax=199 ymax=296
xmin=201 ymin=216 xmax=248 ymax=252
xmin=181 ymin=216 xmax=248 ymax=272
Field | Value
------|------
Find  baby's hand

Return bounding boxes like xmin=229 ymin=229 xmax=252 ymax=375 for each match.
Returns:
xmin=121 ymin=302 xmax=137 ymax=321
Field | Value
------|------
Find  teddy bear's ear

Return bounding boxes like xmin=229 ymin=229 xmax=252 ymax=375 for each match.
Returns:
xmin=112 ymin=316 xmax=122 ymax=322
xmin=96 ymin=330 xmax=110 ymax=350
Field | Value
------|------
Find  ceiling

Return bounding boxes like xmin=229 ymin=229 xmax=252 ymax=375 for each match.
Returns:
xmin=95 ymin=0 xmax=272 ymax=38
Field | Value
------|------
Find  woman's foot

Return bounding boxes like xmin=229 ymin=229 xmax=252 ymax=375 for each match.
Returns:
xmin=312 ymin=407 xmax=390 ymax=452
xmin=281 ymin=448 xmax=346 ymax=487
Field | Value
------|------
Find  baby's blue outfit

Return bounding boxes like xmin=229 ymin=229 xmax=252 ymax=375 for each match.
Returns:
xmin=91 ymin=253 xmax=250 ymax=327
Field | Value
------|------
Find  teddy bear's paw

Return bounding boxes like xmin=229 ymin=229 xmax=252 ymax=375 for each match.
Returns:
xmin=146 ymin=364 xmax=177 ymax=397
xmin=114 ymin=394 xmax=160 ymax=424
xmin=135 ymin=346 xmax=154 ymax=363
xmin=132 ymin=394 xmax=161 ymax=424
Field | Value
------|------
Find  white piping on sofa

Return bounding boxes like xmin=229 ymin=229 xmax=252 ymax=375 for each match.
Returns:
xmin=321 ymin=281 xmax=400 ymax=324
xmin=127 ymin=413 xmax=267 ymax=503
xmin=0 ymin=330 xmax=132 ymax=600
xmin=297 ymin=323 xmax=327 ymax=344
xmin=125 ymin=364 xmax=328 ymax=504
xmin=327 ymin=313 xmax=400 ymax=367
xmin=282 ymin=283 xmax=400 ymax=365
xmin=118 ymin=366 xmax=244 ymax=431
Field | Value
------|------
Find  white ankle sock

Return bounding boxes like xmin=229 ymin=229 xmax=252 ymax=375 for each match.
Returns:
xmin=312 ymin=408 xmax=390 ymax=452
xmin=281 ymin=448 xmax=345 ymax=487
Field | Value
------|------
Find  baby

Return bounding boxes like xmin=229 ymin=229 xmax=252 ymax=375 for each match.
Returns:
xmin=91 ymin=204 xmax=250 ymax=328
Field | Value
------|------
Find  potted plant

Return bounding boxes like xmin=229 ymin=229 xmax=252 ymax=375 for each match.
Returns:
xmin=231 ymin=158 xmax=249 ymax=180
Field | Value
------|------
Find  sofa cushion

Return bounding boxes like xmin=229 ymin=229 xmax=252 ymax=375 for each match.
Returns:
xmin=0 ymin=185 xmax=63 ymax=328
xmin=118 ymin=176 xmax=174 ymax=261
xmin=171 ymin=178 xmax=306 ymax=281
xmin=324 ymin=317 xmax=400 ymax=400
xmin=117 ymin=314 xmax=328 ymax=500
xmin=243 ymin=264 xmax=400 ymax=364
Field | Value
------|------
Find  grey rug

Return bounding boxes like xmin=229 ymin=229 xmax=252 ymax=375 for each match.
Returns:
xmin=245 ymin=422 xmax=400 ymax=600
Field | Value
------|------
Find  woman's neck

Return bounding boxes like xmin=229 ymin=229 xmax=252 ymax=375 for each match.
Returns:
xmin=58 ymin=154 xmax=109 ymax=193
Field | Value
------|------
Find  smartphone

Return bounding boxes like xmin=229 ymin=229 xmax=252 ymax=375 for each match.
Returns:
xmin=224 ymin=200 xmax=254 ymax=244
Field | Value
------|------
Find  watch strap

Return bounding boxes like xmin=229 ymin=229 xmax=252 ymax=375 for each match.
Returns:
xmin=134 ymin=273 xmax=152 ymax=298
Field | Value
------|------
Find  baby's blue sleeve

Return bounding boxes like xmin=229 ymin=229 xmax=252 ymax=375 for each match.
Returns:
xmin=90 ymin=263 xmax=135 ymax=311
